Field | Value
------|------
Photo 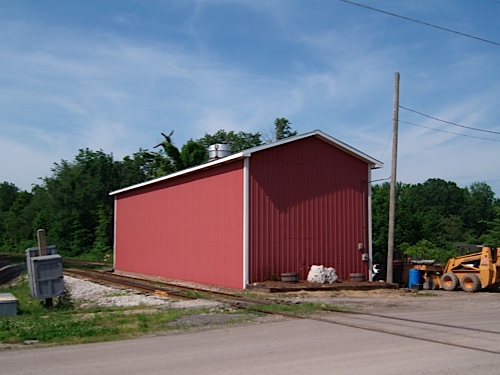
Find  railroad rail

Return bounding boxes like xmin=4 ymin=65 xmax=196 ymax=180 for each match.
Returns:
xmin=0 ymin=264 xmax=24 ymax=285
xmin=64 ymin=269 xmax=196 ymax=300
xmin=64 ymin=268 xmax=274 ymax=305
xmin=0 ymin=253 xmax=112 ymax=286
xmin=64 ymin=268 xmax=281 ymax=307
xmin=61 ymin=259 xmax=112 ymax=267
xmin=0 ymin=252 xmax=112 ymax=267
xmin=313 ymin=310 xmax=500 ymax=355
xmin=0 ymin=256 xmax=25 ymax=285
xmin=64 ymin=268 xmax=500 ymax=355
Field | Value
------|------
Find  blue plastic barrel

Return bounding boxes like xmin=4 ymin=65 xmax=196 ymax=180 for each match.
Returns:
xmin=408 ymin=269 xmax=421 ymax=289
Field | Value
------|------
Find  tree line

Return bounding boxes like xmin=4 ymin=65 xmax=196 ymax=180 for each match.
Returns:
xmin=0 ymin=120 xmax=498 ymax=263
xmin=0 ymin=120 xmax=296 ymax=259
xmin=372 ymin=179 xmax=500 ymax=264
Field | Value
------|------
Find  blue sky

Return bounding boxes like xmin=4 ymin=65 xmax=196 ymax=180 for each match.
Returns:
xmin=1 ymin=0 xmax=499 ymax=195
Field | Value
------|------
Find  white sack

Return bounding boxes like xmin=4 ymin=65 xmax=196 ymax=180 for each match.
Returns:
xmin=307 ymin=265 xmax=338 ymax=284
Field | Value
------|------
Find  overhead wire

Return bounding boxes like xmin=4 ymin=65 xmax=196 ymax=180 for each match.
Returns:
xmin=336 ymin=1 xmax=500 ymax=152
xmin=399 ymin=120 xmax=500 ymax=142
xmin=338 ymin=0 xmax=500 ymax=47
xmin=399 ymin=106 xmax=500 ymax=135
xmin=379 ymin=129 xmax=393 ymax=160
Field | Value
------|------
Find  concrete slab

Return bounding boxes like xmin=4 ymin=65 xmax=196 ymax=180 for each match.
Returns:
xmin=1 ymin=318 xmax=500 ymax=375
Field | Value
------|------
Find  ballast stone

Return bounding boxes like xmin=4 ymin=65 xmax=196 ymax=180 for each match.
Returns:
xmin=307 ymin=265 xmax=338 ymax=284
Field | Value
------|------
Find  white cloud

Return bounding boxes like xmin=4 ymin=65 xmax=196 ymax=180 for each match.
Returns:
xmin=0 ymin=1 xmax=499 ymax=196
xmin=0 ymin=136 xmax=61 ymax=189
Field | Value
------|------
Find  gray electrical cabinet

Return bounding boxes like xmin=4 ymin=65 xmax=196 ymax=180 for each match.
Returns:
xmin=26 ymin=246 xmax=64 ymax=300
xmin=0 ymin=293 xmax=18 ymax=316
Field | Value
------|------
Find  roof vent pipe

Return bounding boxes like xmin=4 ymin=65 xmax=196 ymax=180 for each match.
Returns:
xmin=208 ymin=144 xmax=231 ymax=160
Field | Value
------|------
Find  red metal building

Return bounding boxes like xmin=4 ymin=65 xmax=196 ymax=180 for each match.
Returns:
xmin=110 ymin=130 xmax=382 ymax=289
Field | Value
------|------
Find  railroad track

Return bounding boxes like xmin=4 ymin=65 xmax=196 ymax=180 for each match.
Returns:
xmin=0 ymin=256 xmax=25 ymax=285
xmin=312 ymin=309 xmax=500 ymax=355
xmin=64 ymin=268 xmax=274 ymax=306
xmin=0 ymin=253 xmax=112 ymax=285
xmin=0 ymin=252 xmax=112 ymax=267
xmin=64 ymin=268 xmax=500 ymax=355
xmin=0 ymin=264 xmax=24 ymax=285
xmin=64 ymin=269 xmax=197 ymax=300
xmin=61 ymin=259 xmax=112 ymax=267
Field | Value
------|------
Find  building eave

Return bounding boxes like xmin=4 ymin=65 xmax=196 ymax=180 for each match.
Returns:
xmin=109 ymin=129 xmax=383 ymax=196
xmin=109 ymin=153 xmax=247 ymax=196
xmin=240 ymin=129 xmax=383 ymax=169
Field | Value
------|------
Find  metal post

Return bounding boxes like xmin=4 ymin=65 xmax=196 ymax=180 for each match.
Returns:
xmin=37 ymin=229 xmax=48 ymax=256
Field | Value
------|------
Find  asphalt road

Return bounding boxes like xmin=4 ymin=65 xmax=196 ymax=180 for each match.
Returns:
xmin=2 ymin=313 xmax=500 ymax=375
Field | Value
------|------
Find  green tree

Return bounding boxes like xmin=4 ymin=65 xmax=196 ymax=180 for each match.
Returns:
xmin=371 ymin=182 xmax=390 ymax=263
xmin=0 ymin=182 xmax=21 ymax=248
xmin=463 ymin=181 xmax=496 ymax=239
xmin=371 ymin=178 xmax=498 ymax=264
xmin=148 ymin=121 xmax=296 ymax=180
xmin=417 ymin=179 xmax=466 ymax=218
xmin=140 ymin=149 xmax=177 ymax=178
xmin=197 ymin=129 xmax=263 ymax=153
xmin=401 ymin=239 xmax=454 ymax=264
xmin=480 ymin=205 xmax=500 ymax=245
xmin=116 ymin=151 xmax=150 ymax=188
xmin=0 ymin=182 xmax=19 ymax=212
xmin=1 ymin=191 xmax=36 ymax=251
xmin=91 ymin=204 xmax=113 ymax=259
xmin=393 ymin=182 xmax=422 ymax=248
xmin=395 ymin=179 xmax=467 ymax=247
xmin=274 ymin=118 xmax=297 ymax=140
xmin=42 ymin=149 xmax=118 ymax=257
xmin=401 ymin=239 xmax=440 ymax=260
xmin=179 ymin=140 xmax=209 ymax=168
xmin=30 ymin=185 xmax=57 ymax=244
xmin=439 ymin=214 xmax=467 ymax=244
xmin=144 ymin=132 xmax=209 ymax=179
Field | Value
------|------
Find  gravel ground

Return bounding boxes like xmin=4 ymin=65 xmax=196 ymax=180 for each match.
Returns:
xmin=63 ymin=276 xmax=285 ymax=333
xmin=65 ymin=276 xmax=500 ymax=314
xmin=64 ymin=276 xmax=221 ymax=309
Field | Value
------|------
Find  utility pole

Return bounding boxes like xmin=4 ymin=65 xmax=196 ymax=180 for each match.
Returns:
xmin=387 ymin=72 xmax=400 ymax=284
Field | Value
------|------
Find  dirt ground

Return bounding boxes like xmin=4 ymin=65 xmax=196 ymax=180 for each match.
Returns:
xmin=270 ymin=287 xmax=500 ymax=314
xmin=175 ymin=286 xmax=500 ymax=331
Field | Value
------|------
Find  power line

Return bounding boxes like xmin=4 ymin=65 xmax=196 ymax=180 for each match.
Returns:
xmin=338 ymin=0 xmax=500 ymax=47
xmin=399 ymin=106 xmax=500 ymax=135
xmin=399 ymin=120 xmax=500 ymax=142
xmin=370 ymin=177 xmax=391 ymax=183
xmin=379 ymin=129 xmax=393 ymax=161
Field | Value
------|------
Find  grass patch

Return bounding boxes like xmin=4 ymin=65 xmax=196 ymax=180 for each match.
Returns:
xmin=1 ymin=275 xmax=353 ymax=348
xmin=0 ymin=277 xmax=231 ymax=347
xmin=0 ymin=314 xmax=120 ymax=343
xmin=414 ymin=291 xmax=438 ymax=297
xmin=245 ymin=301 xmax=349 ymax=316
xmin=237 ymin=290 xmax=269 ymax=299
xmin=183 ymin=290 xmax=207 ymax=299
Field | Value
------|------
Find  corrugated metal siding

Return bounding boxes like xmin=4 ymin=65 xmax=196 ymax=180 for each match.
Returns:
xmin=115 ymin=161 xmax=244 ymax=289
xmin=248 ymin=136 xmax=369 ymax=282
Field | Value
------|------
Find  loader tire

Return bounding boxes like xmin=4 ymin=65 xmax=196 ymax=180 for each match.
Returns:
xmin=460 ymin=273 xmax=481 ymax=293
xmin=441 ymin=273 xmax=459 ymax=291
